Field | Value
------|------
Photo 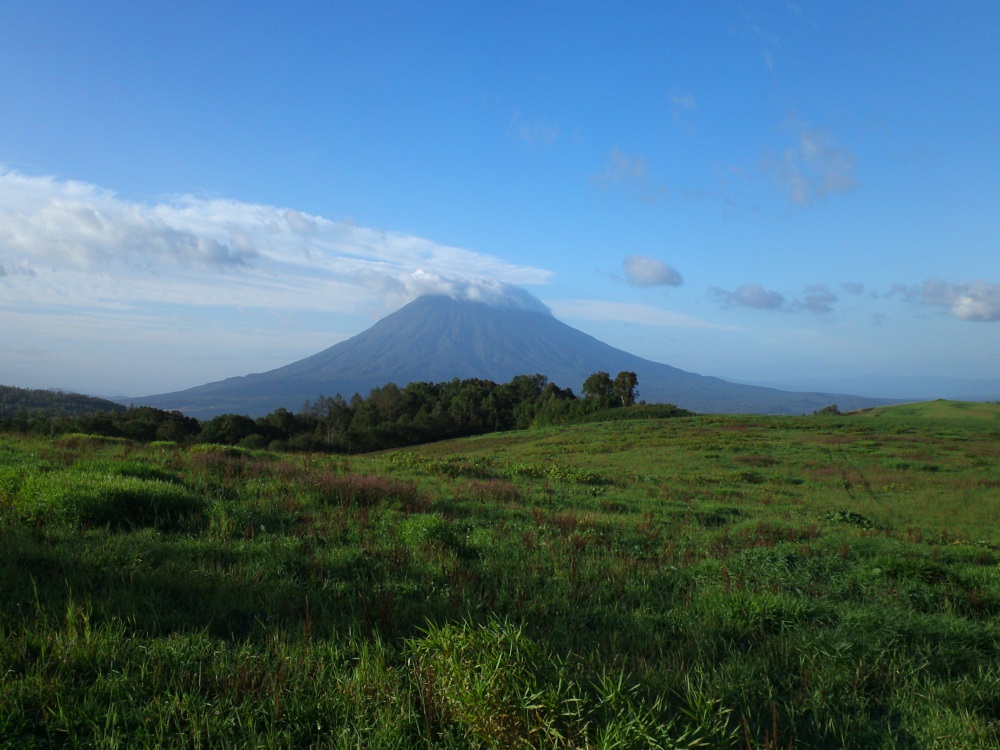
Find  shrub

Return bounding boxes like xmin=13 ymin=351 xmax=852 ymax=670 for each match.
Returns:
xmin=55 ymin=433 xmax=130 ymax=448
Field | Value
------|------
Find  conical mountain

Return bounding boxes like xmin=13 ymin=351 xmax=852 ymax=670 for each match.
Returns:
xmin=134 ymin=295 xmax=891 ymax=418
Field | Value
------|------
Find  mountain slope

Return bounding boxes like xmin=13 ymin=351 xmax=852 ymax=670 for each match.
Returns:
xmin=134 ymin=295 xmax=893 ymax=418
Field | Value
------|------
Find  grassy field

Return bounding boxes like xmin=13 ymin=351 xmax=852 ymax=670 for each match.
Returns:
xmin=1 ymin=403 xmax=998 ymax=748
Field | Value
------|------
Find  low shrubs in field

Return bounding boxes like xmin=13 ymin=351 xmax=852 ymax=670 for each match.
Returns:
xmin=385 ymin=451 xmax=612 ymax=486
xmin=311 ymin=471 xmax=424 ymax=509
xmin=55 ymin=433 xmax=130 ymax=448
xmin=15 ymin=472 xmax=206 ymax=529
xmin=459 ymin=479 xmax=524 ymax=504
xmin=188 ymin=443 xmax=254 ymax=458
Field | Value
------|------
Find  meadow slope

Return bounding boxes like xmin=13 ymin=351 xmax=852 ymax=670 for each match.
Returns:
xmin=1 ymin=405 xmax=998 ymax=747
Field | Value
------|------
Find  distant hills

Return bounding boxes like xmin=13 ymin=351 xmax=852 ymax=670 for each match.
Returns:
xmin=133 ymin=295 xmax=896 ymax=419
xmin=742 ymin=375 xmax=1000 ymax=403
xmin=0 ymin=385 xmax=127 ymax=418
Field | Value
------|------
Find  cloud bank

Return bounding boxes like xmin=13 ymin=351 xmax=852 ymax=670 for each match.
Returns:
xmin=712 ymin=283 xmax=839 ymax=313
xmin=894 ymin=279 xmax=1000 ymax=322
xmin=0 ymin=169 xmax=552 ymax=317
xmin=792 ymin=285 xmax=838 ymax=314
xmin=551 ymin=299 xmax=736 ymax=331
xmin=713 ymin=283 xmax=786 ymax=310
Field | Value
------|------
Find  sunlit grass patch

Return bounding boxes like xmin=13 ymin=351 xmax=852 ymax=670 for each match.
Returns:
xmin=15 ymin=471 xmax=206 ymax=530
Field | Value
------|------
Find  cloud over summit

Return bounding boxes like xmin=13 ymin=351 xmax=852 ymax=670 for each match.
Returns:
xmin=0 ymin=169 xmax=551 ymax=317
xmin=402 ymin=271 xmax=551 ymax=314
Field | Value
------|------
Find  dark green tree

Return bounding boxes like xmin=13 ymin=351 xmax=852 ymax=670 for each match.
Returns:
xmin=613 ymin=371 xmax=639 ymax=407
xmin=582 ymin=371 xmax=614 ymax=406
xmin=199 ymin=414 xmax=259 ymax=445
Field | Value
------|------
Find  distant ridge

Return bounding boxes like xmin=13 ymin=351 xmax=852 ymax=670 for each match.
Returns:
xmin=0 ymin=385 xmax=127 ymax=418
xmin=134 ymin=295 xmax=895 ymax=419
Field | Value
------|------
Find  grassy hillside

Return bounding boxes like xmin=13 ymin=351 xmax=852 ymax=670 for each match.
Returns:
xmin=1 ymin=413 xmax=997 ymax=748
xmin=853 ymin=398 xmax=1000 ymax=423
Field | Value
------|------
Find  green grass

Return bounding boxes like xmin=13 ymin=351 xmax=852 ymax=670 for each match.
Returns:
xmin=0 ymin=409 xmax=998 ymax=747
xmin=853 ymin=399 xmax=1000 ymax=422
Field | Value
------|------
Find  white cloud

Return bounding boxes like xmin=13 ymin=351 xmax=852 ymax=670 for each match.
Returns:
xmin=759 ymin=123 xmax=857 ymax=207
xmin=622 ymin=255 xmax=683 ymax=287
xmin=0 ymin=169 xmax=552 ymax=317
xmin=550 ymin=299 xmax=737 ymax=331
xmin=898 ymin=279 xmax=1000 ymax=322
xmin=712 ymin=283 xmax=786 ymax=310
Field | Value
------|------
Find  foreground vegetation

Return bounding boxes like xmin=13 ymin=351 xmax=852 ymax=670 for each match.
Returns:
xmin=1 ymin=403 xmax=998 ymax=747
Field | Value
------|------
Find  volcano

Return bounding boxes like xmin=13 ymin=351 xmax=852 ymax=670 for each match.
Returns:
xmin=134 ymin=295 xmax=892 ymax=419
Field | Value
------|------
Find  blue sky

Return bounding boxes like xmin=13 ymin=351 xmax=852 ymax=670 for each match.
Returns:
xmin=1 ymin=1 xmax=998 ymax=398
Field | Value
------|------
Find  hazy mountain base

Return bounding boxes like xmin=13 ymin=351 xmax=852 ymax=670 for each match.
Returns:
xmin=1 ymin=404 xmax=998 ymax=748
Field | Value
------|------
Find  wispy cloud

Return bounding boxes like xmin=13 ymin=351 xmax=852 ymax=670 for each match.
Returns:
xmin=592 ymin=148 xmax=669 ymax=204
xmin=548 ymin=299 xmax=739 ymax=331
xmin=792 ymin=285 xmax=838 ymax=313
xmin=670 ymin=91 xmax=698 ymax=133
xmin=512 ymin=112 xmax=559 ymax=145
xmin=712 ymin=283 xmax=786 ymax=310
xmin=550 ymin=299 xmax=737 ymax=331
xmin=893 ymin=279 xmax=1000 ymax=322
xmin=712 ymin=283 xmax=839 ymax=313
xmin=0 ymin=169 xmax=552 ymax=318
xmin=670 ymin=92 xmax=697 ymax=112
xmin=622 ymin=255 xmax=683 ymax=288
xmin=759 ymin=123 xmax=857 ymax=207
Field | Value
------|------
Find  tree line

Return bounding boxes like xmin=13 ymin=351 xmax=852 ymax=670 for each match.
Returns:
xmin=1 ymin=371 xmax=691 ymax=453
